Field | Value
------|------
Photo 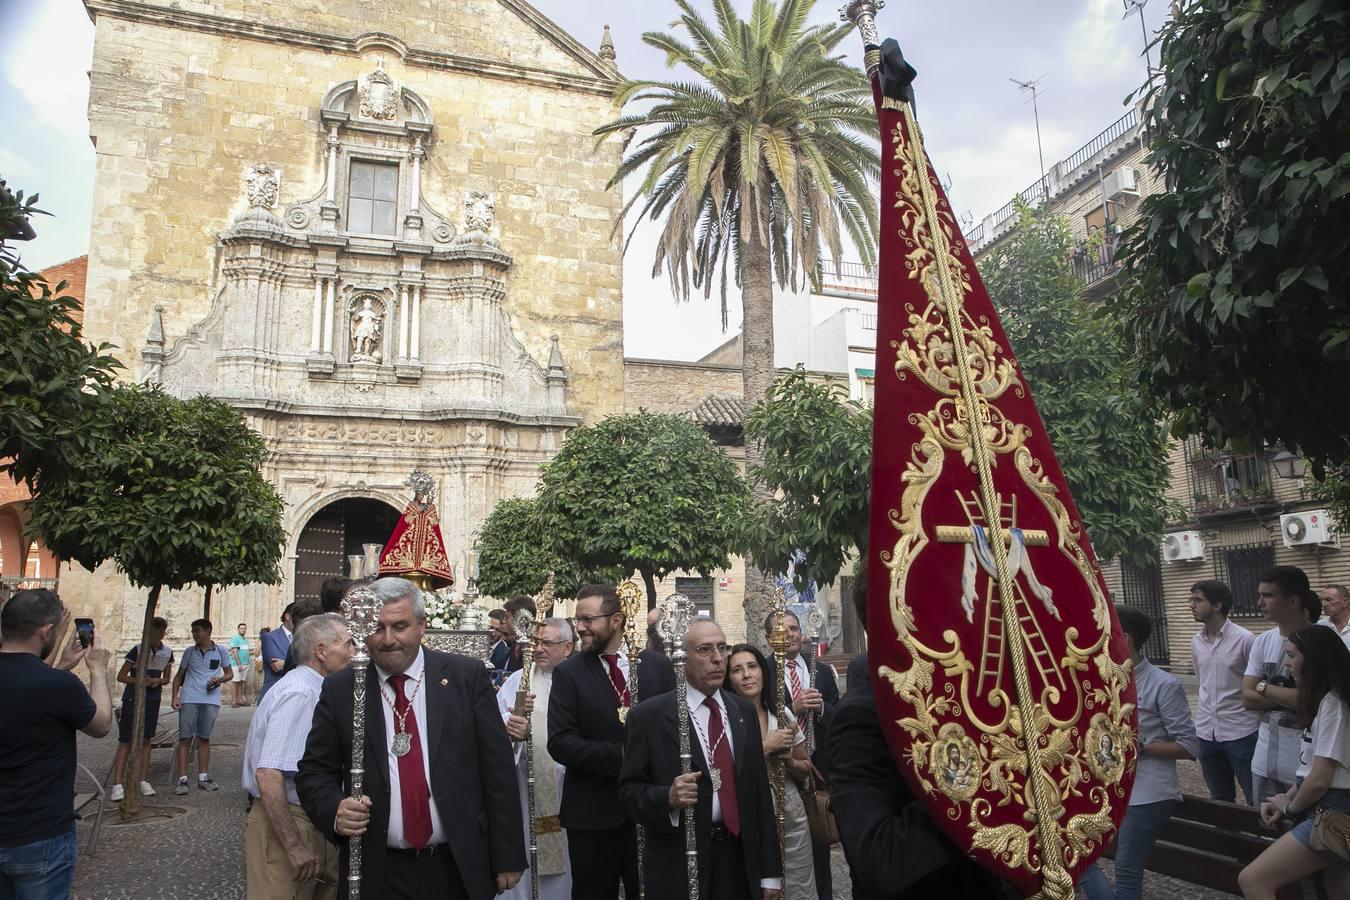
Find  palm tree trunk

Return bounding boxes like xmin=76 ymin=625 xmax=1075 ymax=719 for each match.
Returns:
xmin=121 ymin=583 xmax=162 ymax=819
xmin=740 ymin=236 xmax=777 ymax=651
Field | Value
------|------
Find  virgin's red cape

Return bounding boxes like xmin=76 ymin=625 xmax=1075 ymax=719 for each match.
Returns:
xmin=864 ymin=77 xmax=1138 ymax=897
xmin=379 ymin=501 xmax=455 ymax=587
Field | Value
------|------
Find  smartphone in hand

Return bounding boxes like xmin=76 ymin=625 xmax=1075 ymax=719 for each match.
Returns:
xmin=74 ymin=618 xmax=95 ymax=649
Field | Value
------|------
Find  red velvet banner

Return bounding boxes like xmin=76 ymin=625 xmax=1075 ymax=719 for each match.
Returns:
xmin=864 ymin=79 xmax=1138 ymax=897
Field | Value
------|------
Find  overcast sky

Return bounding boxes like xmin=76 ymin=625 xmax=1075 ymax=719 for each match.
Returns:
xmin=0 ymin=0 xmax=1169 ymax=360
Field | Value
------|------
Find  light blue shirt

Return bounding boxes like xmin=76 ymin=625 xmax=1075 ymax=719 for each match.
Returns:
xmin=1131 ymin=657 xmax=1201 ymax=805
xmin=242 ymin=665 xmax=324 ymax=804
xmin=178 ymin=642 xmax=232 ymax=706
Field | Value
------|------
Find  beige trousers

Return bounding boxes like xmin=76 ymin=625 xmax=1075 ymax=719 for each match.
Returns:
xmin=245 ymin=801 xmax=339 ymax=900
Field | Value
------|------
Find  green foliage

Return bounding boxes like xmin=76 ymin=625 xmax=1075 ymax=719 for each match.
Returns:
xmin=0 ymin=188 xmax=120 ymax=492
xmin=475 ymin=495 xmax=621 ymax=599
xmin=1113 ymin=0 xmax=1350 ymax=464
xmin=983 ymin=203 xmax=1172 ymax=567
xmin=535 ymin=411 xmax=749 ymax=602
xmin=743 ymin=368 xmax=872 ymax=589
xmin=595 ymin=0 xmax=880 ymax=320
xmin=27 ymin=384 xmax=285 ymax=590
xmin=1310 ymin=462 xmax=1350 ymax=533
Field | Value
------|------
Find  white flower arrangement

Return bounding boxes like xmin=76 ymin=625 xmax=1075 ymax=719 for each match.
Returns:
xmin=424 ymin=588 xmax=466 ymax=631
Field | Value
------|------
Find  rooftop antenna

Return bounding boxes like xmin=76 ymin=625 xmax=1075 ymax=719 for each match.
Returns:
xmin=1122 ymin=0 xmax=1153 ymax=78
xmin=1010 ymin=75 xmax=1049 ymax=203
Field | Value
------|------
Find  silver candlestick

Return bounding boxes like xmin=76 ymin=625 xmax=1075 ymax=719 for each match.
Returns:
xmin=340 ymin=587 xmax=382 ymax=900
xmin=656 ymin=594 xmax=698 ymax=900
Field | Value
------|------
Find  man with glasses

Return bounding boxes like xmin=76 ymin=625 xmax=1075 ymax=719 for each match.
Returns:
xmin=619 ymin=618 xmax=782 ymax=899
xmin=1189 ymin=580 xmax=1260 ymax=804
xmin=547 ymin=584 xmax=674 ymax=900
xmin=498 ymin=617 xmax=576 ymax=900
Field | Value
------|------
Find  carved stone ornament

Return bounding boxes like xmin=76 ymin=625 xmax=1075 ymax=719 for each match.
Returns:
xmin=245 ymin=163 xmax=280 ymax=209
xmin=350 ymin=296 xmax=384 ymax=362
xmin=463 ymin=191 xmax=495 ymax=234
xmin=359 ymin=58 xmax=400 ymax=121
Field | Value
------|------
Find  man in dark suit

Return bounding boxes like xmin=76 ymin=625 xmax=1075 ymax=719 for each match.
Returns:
xmin=547 ymin=584 xmax=674 ymax=900
xmin=762 ymin=610 xmax=840 ymax=899
xmin=620 ymin=617 xmax=782 ymax=899
xmin=296 ymin=577 xmax=525 ymax=900
xmin=258 ymin=602 xmax=293 ymax=701
xmin=828 ymin=570 xmax=1014 ymax=900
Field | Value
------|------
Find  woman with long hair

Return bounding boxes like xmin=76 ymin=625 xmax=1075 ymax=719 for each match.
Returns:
xmin=1238 ymin=625 xmax=1350 ymax=899
xmin=726 ymin=643 xmax=817 ymax=899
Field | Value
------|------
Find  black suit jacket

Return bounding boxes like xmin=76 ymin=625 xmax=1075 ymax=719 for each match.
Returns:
xmin=547 ymin=647 xmax=674 ymax=831
xmin=296 ymin=650 xmax=525 ymax=900
xmin=827 ymin=666 xmax=1013 ymax=899
xmin=763 ymin=652 xmax=840 ymax=774
xmin=619 ymin=689 xmax=782 ymax=900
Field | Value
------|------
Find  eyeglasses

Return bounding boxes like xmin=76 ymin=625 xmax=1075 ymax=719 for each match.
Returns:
xmin=536 ymin=638 xmax=573 ymax=648
xmin=691 ymin=643 xmax=731 ymax=658
xmin=573 ymin=613 xmax=618 ymax=626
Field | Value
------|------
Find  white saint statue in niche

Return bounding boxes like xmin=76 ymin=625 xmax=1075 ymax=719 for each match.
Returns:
xmin=351 ymin=297 xmax=383 ymax=362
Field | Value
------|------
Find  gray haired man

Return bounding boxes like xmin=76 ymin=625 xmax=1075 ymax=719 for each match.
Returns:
xmin=243 ymin=613 xmax=353 ymax=900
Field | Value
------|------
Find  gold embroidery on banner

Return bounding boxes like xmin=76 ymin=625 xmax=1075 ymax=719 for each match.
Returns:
xmin=877 ymin=106 xmax=1134 ymax=899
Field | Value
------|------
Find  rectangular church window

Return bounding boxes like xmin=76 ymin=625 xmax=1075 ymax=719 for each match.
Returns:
xmin=348 ymin=160 xmax=398 ymax=235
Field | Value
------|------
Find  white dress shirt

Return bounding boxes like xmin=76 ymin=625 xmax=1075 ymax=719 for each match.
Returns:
xmin=682 ymin=685 xmax=781 ymax=892
xmin=1318 ymin=615 xmax=1350 ymax=649
xmin=1191 ymin=619 xmax=1261 ymax=742
xmin=374 ymin=649 xmax=446 ymax=848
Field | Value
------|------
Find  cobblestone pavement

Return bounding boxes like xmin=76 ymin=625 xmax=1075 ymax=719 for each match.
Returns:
xmin=73 ymin=705 xmax=251 ymax=900
xmin=72 ymin=684 xmax=1238 ymax=900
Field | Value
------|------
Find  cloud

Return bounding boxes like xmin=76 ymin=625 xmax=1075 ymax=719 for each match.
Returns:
xmin=2 ymin=1 xmax=94 ymax=139
xmin=0 ymin=146 xmax=37 ymax=180
xmin=943 ymin=121 xmax=1077 ymax=226
xmin=1065 ymin=0 xmax=1140 ymax=84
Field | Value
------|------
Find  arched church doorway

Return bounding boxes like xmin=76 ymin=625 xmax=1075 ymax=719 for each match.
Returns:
xmin=293 ymin=497 xmax=401 ymax=603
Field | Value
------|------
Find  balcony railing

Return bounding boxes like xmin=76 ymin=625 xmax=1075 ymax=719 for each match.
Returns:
xmin=1062 ymin=109 xmax=1139 ymax=175
xmin=1185 ymin=443 xmax=1276 ymax=515
xmin=1070 ymin=235 xmax=1124 ymax=290
xmin=819 ymin=260 xmax=878 ymax=296
xmin=0 ymin=576 xmax=58 ymax=591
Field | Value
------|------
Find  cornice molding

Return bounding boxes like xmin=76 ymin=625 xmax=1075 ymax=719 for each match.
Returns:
xmin=84 ymin=0 xmax=620 ymax=97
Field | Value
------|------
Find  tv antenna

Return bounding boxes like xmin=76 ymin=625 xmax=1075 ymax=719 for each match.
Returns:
xmin=1010 ymin=75 xmax=1049 ymax=203
xmin=1122 ymin=0 xmax=1154 ymax=78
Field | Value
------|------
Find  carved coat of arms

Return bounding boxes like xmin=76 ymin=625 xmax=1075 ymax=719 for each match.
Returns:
xmin=359 ymin=61 xmax=400 ymax=121
xmin=244 ymin=163 xmax=280 ymax=209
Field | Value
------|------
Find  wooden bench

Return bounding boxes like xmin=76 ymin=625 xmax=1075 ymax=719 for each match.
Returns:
xmin=1104 ymin=794 xmax=1305 ymax=899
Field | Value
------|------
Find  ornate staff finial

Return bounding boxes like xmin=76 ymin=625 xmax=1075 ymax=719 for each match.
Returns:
xmin=512 ymin=608 xmax=536 ymax=644
xmin=657 ymin=593 xmax=696 ymax=652
xmin=535 ymin=572 xmax=557 ymax=619
xmin=840 ymin=0 xmax=886 ymax=75
xmin=618 ymin=579 xmax=646 ymax=651
xmin=342 ymin=587 xmax=382 ymax=646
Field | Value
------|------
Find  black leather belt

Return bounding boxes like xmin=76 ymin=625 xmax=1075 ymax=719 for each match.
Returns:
xmin=388 ymin=843 xmax=448 ymax=859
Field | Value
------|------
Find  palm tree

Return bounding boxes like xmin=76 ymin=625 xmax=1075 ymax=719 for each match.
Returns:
xmin=595 ymin=0 xmax=879 ymax=629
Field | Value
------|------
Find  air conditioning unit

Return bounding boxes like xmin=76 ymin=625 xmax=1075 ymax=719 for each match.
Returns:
xmin=1103 ymin=167 xmax=1139 ymax=202
xmin=1281 ymin=510 xmax=1336 ymax=548
xmin=1161 ymin=530 xmax=1204 ymax=562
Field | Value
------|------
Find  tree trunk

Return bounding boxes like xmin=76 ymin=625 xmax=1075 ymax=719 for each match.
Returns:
xmin=121 ymin=583 xmax=162 ymax=819
xmin=640 ymin=567 xmax=657 ymax=611
xmin=739 ymin=236 xmax=778 ymax=652
xmin=202 ymin=583 xmax=213 ymax=620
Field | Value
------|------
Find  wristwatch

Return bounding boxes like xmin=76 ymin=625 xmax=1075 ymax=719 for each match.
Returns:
xmin=1256 ymin=679 xmax=1269 ymax=694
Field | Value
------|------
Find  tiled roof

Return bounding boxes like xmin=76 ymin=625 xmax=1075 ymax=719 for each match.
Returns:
xmin=35 ymin=255 xmax=88 ymax=326
xmin=689 ymin=393 xmax=746 ymax=428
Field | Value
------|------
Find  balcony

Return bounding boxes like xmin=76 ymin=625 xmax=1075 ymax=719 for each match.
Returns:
xmin=819 ymin=260 xmax=878 ymax=296
xmin=1185 ymin=441 xmax=1277 ymax=519
xmin=1070 ymin=233 xmax=1125 ymax=293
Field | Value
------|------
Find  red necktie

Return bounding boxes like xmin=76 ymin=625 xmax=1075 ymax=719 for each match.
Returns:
xmin=390 ymin=674 xmax=432 ymax=849
xmin=703 ymin=697 xmax=740 ymax=836
xmin=787 ymin=659 xmax=808 ymax=732
xmin=601 ymin=653 xmax=631 ymax=708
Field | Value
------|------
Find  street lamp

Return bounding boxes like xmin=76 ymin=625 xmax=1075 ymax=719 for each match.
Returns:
xmin=1271 ymin=449 xmax=1309 ymax=481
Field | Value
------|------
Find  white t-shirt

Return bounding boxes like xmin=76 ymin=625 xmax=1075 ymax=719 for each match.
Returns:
xmin=1243 ymin=627 xmax=1302 ymax=782
xmin=1297 ymin=691 xmax=1350 ymax=789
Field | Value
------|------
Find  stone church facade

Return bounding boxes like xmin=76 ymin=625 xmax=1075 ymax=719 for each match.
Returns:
xmin=67 ymin=0 xmax=626 ymax=643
